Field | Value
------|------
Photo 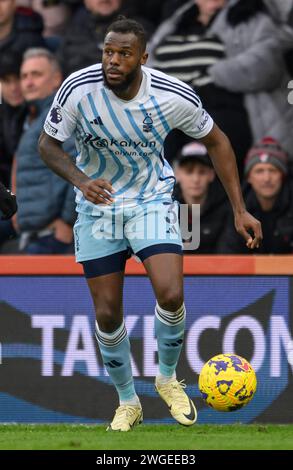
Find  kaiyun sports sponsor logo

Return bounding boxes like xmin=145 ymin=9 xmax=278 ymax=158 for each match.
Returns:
xmin=83 ymin=133 xmax=157 ymax=152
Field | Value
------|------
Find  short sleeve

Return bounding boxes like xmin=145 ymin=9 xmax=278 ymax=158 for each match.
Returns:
xmin=173 ymin=94 xmax=214 ymax=140
xmin=43 ymin=83 xmax=77 ymax=142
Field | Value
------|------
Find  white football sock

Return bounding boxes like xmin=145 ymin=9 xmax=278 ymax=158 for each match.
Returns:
xmin=156 ymin=372 xmax=176 ymax=384
xmin=120 ymin=394 xmax=141 ymax=406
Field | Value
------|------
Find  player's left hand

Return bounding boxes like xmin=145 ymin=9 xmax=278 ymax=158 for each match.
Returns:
xmin=234 ymin=210 xmax=263 ymax=250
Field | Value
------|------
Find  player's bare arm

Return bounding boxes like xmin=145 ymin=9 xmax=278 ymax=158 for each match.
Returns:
xmin=199 ymin=124 xmax=263 ymax=250
xmin=38 ymin=131 xmax=114 ymax=205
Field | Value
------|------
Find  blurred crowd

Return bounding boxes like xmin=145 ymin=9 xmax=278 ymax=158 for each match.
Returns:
xmin=0 ymin=0 xmax=293 ymax=255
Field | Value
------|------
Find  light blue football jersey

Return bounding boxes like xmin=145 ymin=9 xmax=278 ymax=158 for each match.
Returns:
xmin=44 ymin=64 xmax=214 ymax=212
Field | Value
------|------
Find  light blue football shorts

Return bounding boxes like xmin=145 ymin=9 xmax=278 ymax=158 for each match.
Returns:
xmin=73 ymin=199 xmax=183 ymax=278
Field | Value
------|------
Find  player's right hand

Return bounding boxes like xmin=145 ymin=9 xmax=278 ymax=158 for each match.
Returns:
xmin=80 ymin=178 xmax=115 ymax=205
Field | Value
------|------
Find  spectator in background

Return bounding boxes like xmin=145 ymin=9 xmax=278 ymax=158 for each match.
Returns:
xmin=58 ymin=0 xmax=154 ymax=77
xmin=173 ymin=141 xmax=229 ymax=254
xmin=149 ymin=0 xmax=227 ymax=84
xmin=221 ymin=137 xmax=293 ymax=254
xmin=0 ymin=0 xmax=46 ymax=57
xmin=0 ymin=51 xmax=26 ymax=188
xmin=206 ymin=0 xmax=293 ymax=161
xmin=16 ymin=0 xmax=71 ymax=39
xmin=0 ymin=51 xmax=26 ymax=250
xmin=263 ymin=0 xmax=293 ymax=24
xmin=1 ymin=48 xmax=76 ymax=254
xmin=262 ymin=0 xmax=293 ymax=76
xmin=148 ymin=0 xmax=252 ymax=177
xmin=126 ymin=0 xmax=174 ymax=28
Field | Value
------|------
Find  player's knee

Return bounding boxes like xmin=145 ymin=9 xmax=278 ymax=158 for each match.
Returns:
xmin=157 ymin=288 xmax=183 ymax=313
xmin=95 ymin=307 xmax=121 ymax=334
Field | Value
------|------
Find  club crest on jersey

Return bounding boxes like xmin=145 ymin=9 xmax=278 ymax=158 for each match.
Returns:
xmin=50 ymin=106 xmax=62 ymax=124
xmin=143 ymin=113 xmax=153 ymax=132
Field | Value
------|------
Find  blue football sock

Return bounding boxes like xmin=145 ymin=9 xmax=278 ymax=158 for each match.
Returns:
xmin=95 ymin=321 xmax=137 ymax=404
xmin=155 ymin=302 xmax=186 ymax=378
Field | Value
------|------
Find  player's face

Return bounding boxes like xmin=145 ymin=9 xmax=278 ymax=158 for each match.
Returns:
xmin=176 ymin=161 xmax=215 ymax=199
xmin=0 ymin=0 xmax=15 ymax=26
xmin=102 ymin=32 xmax=148 ymax=93
xmin=1 ymin=74 xmax=23 ymax=107
xmin=247 ymin=163 xmax=283 ymax=199
xmin=84 ymin=0 xmax=121 ymax=16
xmin=20 ymin=57 xmax=62 ymax=102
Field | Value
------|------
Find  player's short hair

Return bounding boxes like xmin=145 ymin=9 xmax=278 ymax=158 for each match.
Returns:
xmin=22 ymin=48 xmax=61 ymax=73
xmin=105 ymin=16 xmax=147 ymax=52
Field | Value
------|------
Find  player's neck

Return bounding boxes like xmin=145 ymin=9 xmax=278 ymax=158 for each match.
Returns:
xmin=112 ymin=71 xmax=143 ymax=101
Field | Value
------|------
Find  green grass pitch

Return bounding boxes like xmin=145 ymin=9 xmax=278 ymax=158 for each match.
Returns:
xmin=0 ymin=424 xmax=292 ymax=450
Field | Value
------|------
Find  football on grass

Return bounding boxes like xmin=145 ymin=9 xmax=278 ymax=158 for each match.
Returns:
xmin=198 ymin=353 xmax=257 ymax=412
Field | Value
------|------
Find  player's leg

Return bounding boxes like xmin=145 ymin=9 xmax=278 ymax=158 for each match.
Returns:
xmin=143 ymin=252 xmax=184 ymax=378
xmin=74 ymin=210 xmax=142 ymax=431
xmin=125 ymin=200 xmax=186 ymax=384
xmin=84 ymin=266 xmax=142 ymax=431
xmin=87 ymin=268 xmax=134 ymax=399
xmin=125 ymin=199 xmax=196 ymax=425
xmin=142 ymin=252 xmax=196 ymax=426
